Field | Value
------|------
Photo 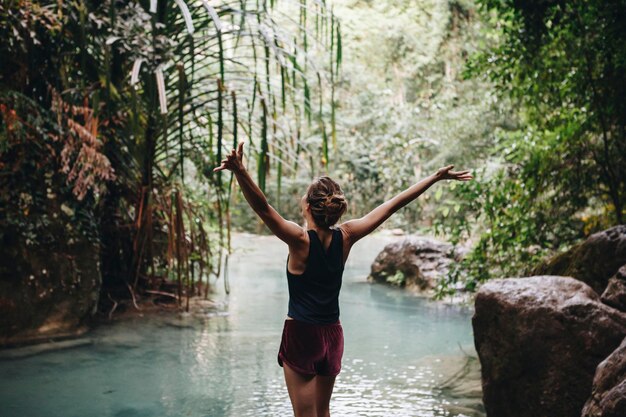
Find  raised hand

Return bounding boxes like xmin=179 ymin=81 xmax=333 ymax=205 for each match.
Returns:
xmin=434 ymin=165 xmax=473 ymax=181
xmin=213 ymin=142 xmax=245 ymax=173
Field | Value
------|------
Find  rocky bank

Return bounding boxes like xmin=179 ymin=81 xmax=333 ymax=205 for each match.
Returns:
xmin=473 ymin=225 xmax=626 ymax=417
xmin=367 ymin=235 xmax=466 ymax=292
xmin=531 ymin=225 xmax=626 ymax=294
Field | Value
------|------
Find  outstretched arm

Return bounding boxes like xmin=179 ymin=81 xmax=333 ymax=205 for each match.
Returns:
xmin=213 ymin=142 xmax=305 ymax=246
xmin=340 ymin=165 xmax=473 ymax=245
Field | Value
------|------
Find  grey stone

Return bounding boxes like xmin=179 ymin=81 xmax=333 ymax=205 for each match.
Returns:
xmin=368 ymin=235 xmax=465 ymax=291
xmin=582 ymin=336 xmax=626 ymax=417
xmin=601 ymin=265 xmax=626 ymax=312
xmin=531 ymin=225 xmax=626 ymax=294
xmin=473 ymin=276 xmax=626 ymax=417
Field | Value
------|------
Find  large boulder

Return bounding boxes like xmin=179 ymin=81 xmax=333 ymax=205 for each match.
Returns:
xmin=531 ymin=225 xmax=626 ymax=294
xmin=473 ymin=276 xmax=626 ymax=417
xmin=601 ymin=265 xmax=626 ymax=312
xmin=582 ymin=336 xmax=626 ymax=417
xmin=368 ymin=236 xmax=465 ymax=291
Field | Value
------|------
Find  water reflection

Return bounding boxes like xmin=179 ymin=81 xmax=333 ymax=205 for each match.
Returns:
xmin=0 ymin=232 xmax=483 ymax=417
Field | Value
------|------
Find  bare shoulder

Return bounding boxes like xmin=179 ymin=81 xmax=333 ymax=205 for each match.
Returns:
xmin=337 ymin=221 xmax=355 ymax=245
xmin=336 ymin=223 xmax=355 ymax=263
xmin=288 ymin=225 xmax=310 ymax=249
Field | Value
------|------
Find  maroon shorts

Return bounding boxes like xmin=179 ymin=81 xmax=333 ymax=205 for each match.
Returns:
xmin=277 ymin=319 xmax=344 ymax=377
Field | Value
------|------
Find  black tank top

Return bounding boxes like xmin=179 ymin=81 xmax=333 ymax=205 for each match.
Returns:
xmin=286 ymin=228 xmax=344 ymax=324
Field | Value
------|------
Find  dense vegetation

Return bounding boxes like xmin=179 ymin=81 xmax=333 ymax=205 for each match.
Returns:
xmin=233 ymin=0 xmax=626 ymax=295
xmin=0 ymin=0 xmax=339 ymax=314
xmin=434 ymin=0 xmax=626 ymax=293
xmin=232 ymin=0 xmax=511 ymax=233
xmin=1 ymin=0 xmax=624 ymax=316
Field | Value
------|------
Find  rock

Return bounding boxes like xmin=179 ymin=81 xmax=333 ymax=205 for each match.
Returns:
xmin=531 ymin=225 xmax=626 ymax=294
xmin=582 ymin=336 xmax=626 ymax=417
xmin=601 ymin=265 xmax=626 ymax=312
xmin=367 ymin=235 xmax=465 ymax=291
xmin=473 ymin=276 xmax=626 ymax=417
xmin=433 ymin=354 xmax=485 ymax=416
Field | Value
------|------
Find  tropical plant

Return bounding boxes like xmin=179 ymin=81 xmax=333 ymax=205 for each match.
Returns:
xmin=434 ymin=0 xmax=626 ymax=293
xmin=327 ymin=0 xmax=510 ymax=233
xmin=0 ymin=0 xmax=341 ymax=313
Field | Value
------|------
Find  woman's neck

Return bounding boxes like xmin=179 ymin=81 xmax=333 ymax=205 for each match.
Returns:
xmin=305 ymin=220 xmax=331 ymax=234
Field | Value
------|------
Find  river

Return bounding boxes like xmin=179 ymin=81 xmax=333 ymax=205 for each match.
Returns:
xmin=0 ymin=232 xmax=483 ymax=417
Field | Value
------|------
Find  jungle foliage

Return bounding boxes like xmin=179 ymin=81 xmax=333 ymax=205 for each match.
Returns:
xmin=434 ymin=0 xmax=626 ymax=294
xmin=0 ymin=0 xmax=340 ymax=311
xmin=236 ymin=0 xmax=625 ymax=295
xmin=2 ymin=0 xmax=624 ymax=304
xmin=231 ymin=0 xmax=513 ymax=234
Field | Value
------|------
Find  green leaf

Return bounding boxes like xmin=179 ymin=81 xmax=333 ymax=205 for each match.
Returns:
xmin=435 ymin=187 xmax=443 ymax=201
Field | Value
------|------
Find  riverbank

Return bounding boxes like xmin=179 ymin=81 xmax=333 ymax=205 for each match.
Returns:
xmin=1 ymin=229 xmax=470 ymax=349
xmin=1 ymin=231 xmax=482 ymax=417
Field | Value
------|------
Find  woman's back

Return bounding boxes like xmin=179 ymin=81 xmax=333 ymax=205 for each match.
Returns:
xmin=286 ymin=228 xmax=344 ymax=324
xmin=214 ymin=142 xmax=473 ymax=415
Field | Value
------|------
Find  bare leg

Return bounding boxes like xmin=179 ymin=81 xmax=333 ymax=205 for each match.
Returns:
xmin=283 ymin=363 xmax=317 ymax=417
xmin=315 ymin=374 xmax=337 ymax=417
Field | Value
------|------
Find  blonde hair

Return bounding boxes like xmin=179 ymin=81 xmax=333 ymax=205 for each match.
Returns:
xmin=306 ymin=176 xmax=348 ymax=228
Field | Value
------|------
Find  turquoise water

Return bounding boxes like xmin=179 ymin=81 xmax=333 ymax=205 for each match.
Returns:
xmin=0 ymin=233 xmax=482 ymax=417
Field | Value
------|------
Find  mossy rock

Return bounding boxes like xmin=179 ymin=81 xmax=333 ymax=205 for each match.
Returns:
xmin=531 ymin=225 xmax=626 ymax=294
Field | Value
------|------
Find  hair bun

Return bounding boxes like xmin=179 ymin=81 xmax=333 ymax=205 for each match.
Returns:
xmin=306 ymin=176 xmax=348 ymax=228
xmin=324 ymin=195 xmax=346 ymax=209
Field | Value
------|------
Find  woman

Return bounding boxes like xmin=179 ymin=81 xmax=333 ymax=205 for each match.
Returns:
xmin=214 ymin=142 xmax=473 ymax=417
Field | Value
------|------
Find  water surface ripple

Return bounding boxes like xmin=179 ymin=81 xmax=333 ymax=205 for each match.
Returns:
xmin=0 ymin=232 xmax=484 ymax=417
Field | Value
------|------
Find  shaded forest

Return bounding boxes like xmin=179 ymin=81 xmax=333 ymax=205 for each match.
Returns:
xmin=1 ymin=0 xmax=625 ymax=332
